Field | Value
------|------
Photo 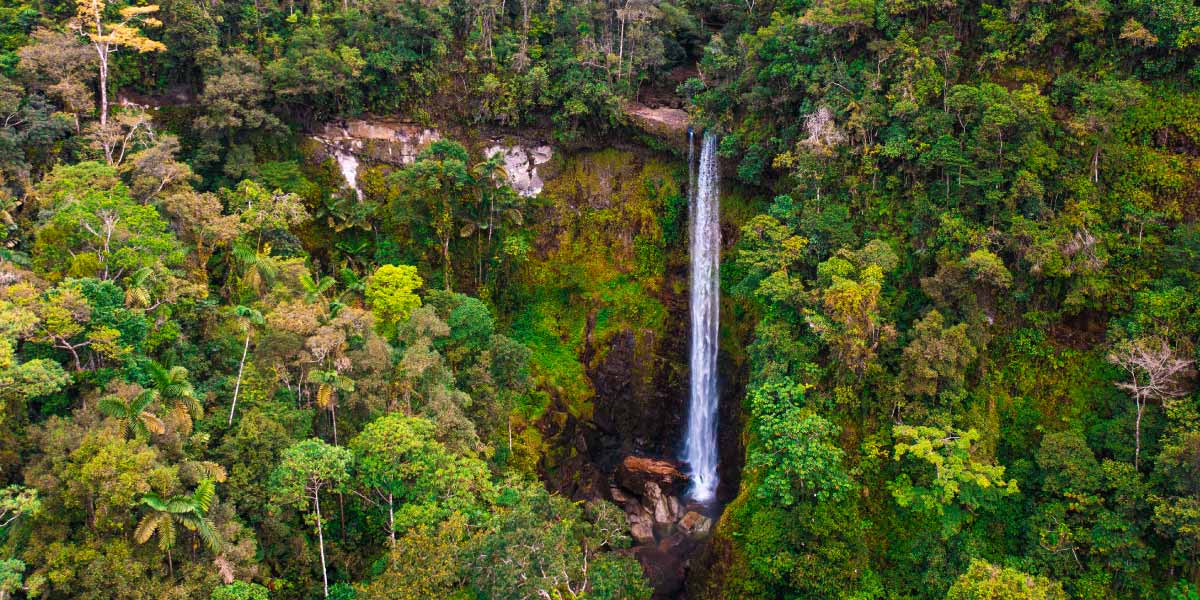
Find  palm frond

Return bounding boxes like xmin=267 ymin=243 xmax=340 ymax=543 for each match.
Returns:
xmin=134 ymin=512 xmax=164 ymax=545
xmin=165 ymin=498 xmax=196 ymax=514
xmin=192 ymin=480 xmax=216 ymax=513
xmin=316 ymin=384 xmax=335 ymax=411
xmin=185 ymin=461 xmax=228 ymax=484
xmin=141 ymin=492 xmax=168 ymax=511
xmin=193 ymin=516 xmax=223 ymax=554
xmin=139 ymin=412 xmax=166 ymax=436
xmin=97 ymin=395 xmax=128 ymax=418
xmin=157 ymin=515 xmax=176 ymax=551
xmin=132 ymin=389 xmax=159 ymax=412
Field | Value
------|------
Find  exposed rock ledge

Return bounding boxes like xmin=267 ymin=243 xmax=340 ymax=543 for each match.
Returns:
xmin=485 ymin=142 xmax=553 ymax=197
xmin=310 ymin=120 xmax=555 ymax=198
xmin=313 ymin=119 xmax=441 ymax=166
xmin=624 ymin=102 xmax=690 ymax=148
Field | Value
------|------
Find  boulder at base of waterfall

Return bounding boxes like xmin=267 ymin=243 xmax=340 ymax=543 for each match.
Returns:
xmin=616 ymin=455 xmax=689 ymax=498
xmin=677 ymin=510 xmax=713 ymax=539
xmin=627 ymin=510 xmax=655 ymax=545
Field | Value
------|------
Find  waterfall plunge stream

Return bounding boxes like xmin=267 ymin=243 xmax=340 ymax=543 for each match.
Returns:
xmin=683 ymin=130 xmax=720 ymax=502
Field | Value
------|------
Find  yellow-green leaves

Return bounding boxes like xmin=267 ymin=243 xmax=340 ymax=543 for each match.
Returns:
xmin=891 ymin=424 xmax=1018 ymax=537
xmin=365 ymin=264 xmax=423 ymax=337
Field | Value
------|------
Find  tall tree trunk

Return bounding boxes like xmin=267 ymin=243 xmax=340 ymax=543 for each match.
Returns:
xmin=442 ymin=236 xmax=452 ymax=291
xmin=96 ymin=43 xmax=109 ymax=127
xmin=330 ymin=404 xmax=338 ymax=446
xmin=1134 ymin=399 xmax=1144 ymax=469
xmin=229 ymin=329 xmax=252 ymax=425
xmin=314 ymin=491 xmax=329 ymax=598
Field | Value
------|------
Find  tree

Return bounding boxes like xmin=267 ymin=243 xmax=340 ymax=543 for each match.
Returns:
xmin=32 ymin=163 xmax=181 ymax=282
xmin=17 ymin=28 xmax=98 ymax=131
xmin=121 ymin=134 xmax=196 ymax=202
xmin=467 ymin=480 xmax=648 ymax=600
xmin=1151 ymin=398 xmax=1200 ymax=572
xmin=364 ymin=265 xmax=423 ymax=339
xmin=806 ymin=241 xmax=899 ymax=377
xmin=134 ymin=479 xmax=222 ymax=576
xmin=270 ymin=439 xmax=352 ymax=598
xmin=1107 ymin=337 xmax=1194 ymax=468
xmin=231 ymin=180 xmax=309 ymax=248
xmin=1066 ymin=78 xmax=1146 ymax=183
xmin=264 ymin=24 xmax=365 ymax=119
xmin=354 ymin=516 xmax=468 ymax=600
xmin=98 ymin=389 xmax=164 ymax=439
xmin=392 ymin=141 xmax=474 ymax=289
xmin=0 ymin=323 xmax=71 ymax=428
xmin=211 ymin=581 xmax=270 ymax=600
xmin=159 ymin=188 xmax=242 ymax=282
xmin=735 ymin=213 xmax=808 ymax=305
xmin=746 ymin=381 xmax=853 ymax=505
xmin=0 ymin=558 xmax=26 ymax=600
xmin=899 ymin=310 xmax=978 ymax=403
xmin=300 ymin=273 xmax=336 ymax=306
xmin=145 ymin=363 xmax=201 ymax=433
xmin=890 ymin=425 xmax=1018 ymax=536
xmin=946 ymin=560 xmax=1067 ymax=600
xmin=194 ymin=49 xmax=284 ymax=174
xmin=348 ymin=414 xmax=491 ymax=546
xmin=228 ymin=305 xmax=264 ymax=426
xmin=307 ymin=368 xmax=354 ymax=445
xmin=0 ymin=486 xmax=39 ymax=531
xmin=70 ymin=0 xmax=166 ymax=127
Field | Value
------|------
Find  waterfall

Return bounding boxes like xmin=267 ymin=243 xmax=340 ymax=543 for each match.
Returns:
xmin=334 ymin=150 xmax=363 ymax=201
xmin=683 ymin=131 xmax=720 ymax=502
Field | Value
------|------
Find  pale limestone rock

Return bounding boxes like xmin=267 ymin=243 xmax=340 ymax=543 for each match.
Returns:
xmin=485 ymin=143 xmax=553 ymax=197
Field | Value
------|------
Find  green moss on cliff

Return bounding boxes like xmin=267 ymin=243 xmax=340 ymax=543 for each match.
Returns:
xmin=509 ymin=149 xmax=687 ymax=416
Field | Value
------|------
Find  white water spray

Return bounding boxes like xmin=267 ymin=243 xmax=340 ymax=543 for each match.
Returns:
xmin=683 ymin=130 xmax=720 ymax=502
xmin=334 ymin=150 xmax=363 ymax=201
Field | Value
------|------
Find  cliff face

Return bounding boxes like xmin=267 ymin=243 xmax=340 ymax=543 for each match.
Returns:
xmin=511 ymin=148 xmax=691 ymax=484
xmin=312 ymin=119 xmax=442 ymax=165
xmin=304 ymin=120 xmax=755 ymax=595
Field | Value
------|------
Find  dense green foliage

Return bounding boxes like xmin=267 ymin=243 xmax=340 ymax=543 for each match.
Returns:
xmin=0 ymin=0 xmax=1198 ymax=597
xmin=694 ymin=0 xmax=1200 ymax=598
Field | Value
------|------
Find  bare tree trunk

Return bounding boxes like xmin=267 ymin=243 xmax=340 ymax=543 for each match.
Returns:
xmin=96 ymin=44 xmax=109 ymax=127
xmin=315 ymin=491 xmax=329 ymax=598
xmin=442 ymin=236 xmax=452 ymax=291
xmin=616 ymin=4 xmax=626 ymax=83
xmin=388 ymin=492 xmax=395 ymax=547
xmin=1134 ymin=399 xmax=1143 ymax=469
xmin=330 ymin=404 xmax=338 ymax=446
xmin=229 ymin=329 xmax=252 ymax=426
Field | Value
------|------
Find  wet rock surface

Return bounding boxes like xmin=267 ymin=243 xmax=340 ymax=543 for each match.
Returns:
xmin=312 ymin=119 xmax=441 ymax=166
xmin=485 ymin=142 xmax=553 ymax=196
xmin=617 ymin=456 xmax=689 ymax=498
xmin=609 ymin=455 xmax=719 ymax=598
